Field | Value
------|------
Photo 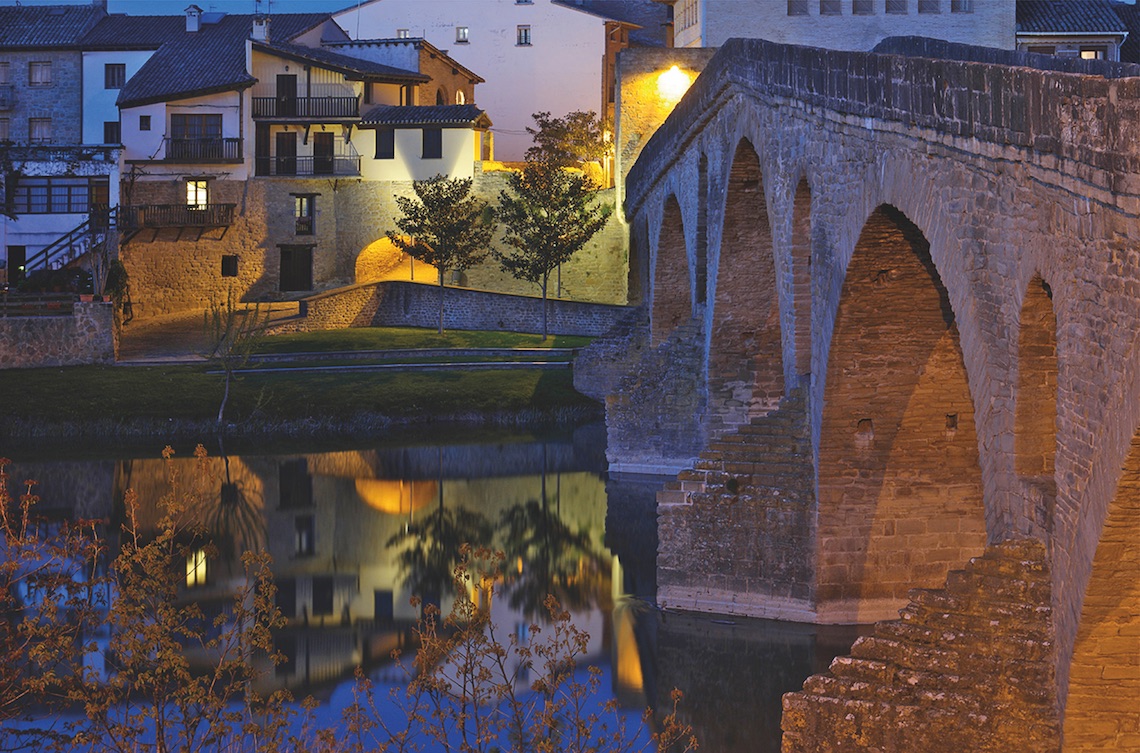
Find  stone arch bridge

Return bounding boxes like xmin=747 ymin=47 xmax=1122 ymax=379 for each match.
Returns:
xmin=580 ymin=37 xmax=1140 ymax=751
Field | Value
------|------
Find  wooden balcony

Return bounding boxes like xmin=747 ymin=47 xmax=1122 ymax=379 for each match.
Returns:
xmin=163 ymin=137 xmax=243 ymax=163
xmin=255 ymin=155 xmax=362 ymax=177
xmin=252 ymin=96 xmax=359 ymax=119
xmin=120 ymin=204 xmax=236 ymax=239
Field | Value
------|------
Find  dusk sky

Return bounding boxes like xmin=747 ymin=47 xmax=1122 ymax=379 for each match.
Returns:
xmin=0 ymin=0 xmax=361 ymax=15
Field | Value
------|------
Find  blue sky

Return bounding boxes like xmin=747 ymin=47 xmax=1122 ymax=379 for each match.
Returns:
xmin=0 ymin=0 xmax=361 ymax=14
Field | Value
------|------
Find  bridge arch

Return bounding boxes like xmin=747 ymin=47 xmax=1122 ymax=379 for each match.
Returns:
xmin=816 ymin=203 xmax=987 ymax=621
xmin=789 ymin=175 xmax=812 ymax=379
xmin=1063 ymin=423 xmax=1140 ymax=750
xmin=1016 ymin=275 xmax=1059 ymax=534
xmin=651 ymin=195 xmax=691 ymax=344
xmin=706 ymin=137 xmax=784 ymax=433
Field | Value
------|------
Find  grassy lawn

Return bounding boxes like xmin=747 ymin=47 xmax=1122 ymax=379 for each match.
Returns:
xmin=254 ymin=327 xmax=593 ymax=355
xmin=0 ymin=363 xmax=597 ymax=427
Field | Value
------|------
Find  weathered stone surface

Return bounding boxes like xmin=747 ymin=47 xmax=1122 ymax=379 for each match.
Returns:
xmin=0 ymin=301 xmax=116 ymax=369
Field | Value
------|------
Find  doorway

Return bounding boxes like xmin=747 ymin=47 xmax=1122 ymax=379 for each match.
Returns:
xmin=279 ymin=244 xmax=312 ymax=291
xmin=314 ymin=132 xmax=334 ymax=175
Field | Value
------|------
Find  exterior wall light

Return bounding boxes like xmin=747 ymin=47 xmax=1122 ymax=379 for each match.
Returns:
xmin=657 ymin=65 xmax=692 ymax=102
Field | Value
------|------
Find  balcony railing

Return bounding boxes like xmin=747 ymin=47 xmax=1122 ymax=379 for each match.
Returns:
xmin=255 ymin=155 xmax=362 ymax=177
xmin=120 ymin=204 xmax=236 ymax=230
xmin=252 ymin=96 xmax=359 ymax=119
xmin=163 ymin=137 xmax=243 ymax=162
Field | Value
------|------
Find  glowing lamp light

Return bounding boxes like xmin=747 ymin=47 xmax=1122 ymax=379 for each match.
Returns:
xmin=657 ymin=65 xmax=692 ymax=102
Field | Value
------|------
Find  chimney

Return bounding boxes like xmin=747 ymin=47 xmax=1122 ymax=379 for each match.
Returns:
xmin=252 ymin=15 xmax=270 ymax=42
xmin=92 ymin=0 xmax=107 ymax=11
xmin=185 ymin=4 xmax=202 ymax=32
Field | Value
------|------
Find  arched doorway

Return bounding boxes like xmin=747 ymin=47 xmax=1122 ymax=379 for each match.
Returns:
xmin=816 ymin=204 xmax=986 ymax=621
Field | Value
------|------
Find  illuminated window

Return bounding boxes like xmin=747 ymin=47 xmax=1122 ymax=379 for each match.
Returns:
xmin=820 ymin=0 xmax=840 ymax=15
xmin=1081 ymin=47 xmax=1106 ymax=60
xmin=186 ymin=548 xmax=207 ymax=587
xmin=28 ymin=61 xmax=51 ymax=86
xmin=139 ymin=114 xmax=151 ymax=131
xmin=396 ymin=28 xmax=410 ymax=38
xmin=853 ymin=0 xmax=874 ymax=13
xmin=104 ymin=63 xmax=126 ymax=89
xmin=787 ymin=0 xmax=808 ymax=15
xmin=918 ymin=0 xmax=940 ymax=13
xmin=886 ymin=0 xmax=907 ymax=13
xmin=186 ymin=179 xmax=208 ymax=208
xmin=950 ymin=0 xmax=972 ymax=11
xmin=516 ymin=25 xmax=531 ymax=45
xmin=103 ymin=121 xmax=120 ymax=144
xmin=456 ymin=26 xmax=469 ymax=43
xmin=456 ymin=89 xmax=465 ymax=105
xmin=29 ymin=117 xmax=51 ymax=143
xmin=294 ymin=194 xmax=315 ymax=235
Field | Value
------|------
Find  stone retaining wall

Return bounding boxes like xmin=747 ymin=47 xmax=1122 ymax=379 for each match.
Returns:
xmin=265 ymin=280 xmax=631 ymax=338
xmin=0 ymin=301 xmax=116 ymax=369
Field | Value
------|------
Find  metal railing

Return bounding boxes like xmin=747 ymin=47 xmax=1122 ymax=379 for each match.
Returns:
xmin=252 ymin=96 xmax=359 ymax=119
xmin=164 ymin=137 xmax=243 ymax=162
xmin=22 ymin=206 xmax=116 ymax=274
xmin=255 ymin=155 xmax=361 ymax=177
xmin=120 ymin=203 xmax=236 ymax=229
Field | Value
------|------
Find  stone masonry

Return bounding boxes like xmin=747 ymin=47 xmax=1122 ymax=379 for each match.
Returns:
xmin=0 ymin=301 xmax=116 ymax=369
xmin=592 ymin=36 xmax=1140 ymax=748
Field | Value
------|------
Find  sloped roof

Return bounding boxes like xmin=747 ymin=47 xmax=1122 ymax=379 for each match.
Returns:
xmin=1017 ymin=0 xmax=1128 ymax=34
xmin=361 ymin=104 xmax=491 ymax=128
xmin=255 ymin=40 xmax=428 ymax=83
xmin=0 ymin=4 xmax=105 ymax=49
xmin=81 ymin=15 xmax=186 ymax=50
xmin=115 ymin=13 xmax=333 ymax=108
xmin=552 ymin=0 xmax=671 ymax=47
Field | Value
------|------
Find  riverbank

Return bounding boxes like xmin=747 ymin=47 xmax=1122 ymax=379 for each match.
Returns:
xmin=0 ymin=364 xmax=603 ymax=444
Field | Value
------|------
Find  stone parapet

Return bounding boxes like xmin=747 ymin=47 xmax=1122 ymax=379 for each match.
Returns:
xmin=264 ymin=280 xmax=630 ymax=338
xmin=0 ymin=301 xmax=116 ymax=369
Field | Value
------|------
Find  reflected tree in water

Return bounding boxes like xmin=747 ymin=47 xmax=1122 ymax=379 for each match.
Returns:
xmin=498 ymin=496 xmax=608 ymax=618
xmin=200 ymin=447 xmax=267 ymax=578
xmin=386 ymin=490 xmax=493 ymax=605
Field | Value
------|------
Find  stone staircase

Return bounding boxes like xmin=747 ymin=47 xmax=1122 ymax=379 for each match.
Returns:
xmin=782 ymin=539 xmax=1060 ymax=753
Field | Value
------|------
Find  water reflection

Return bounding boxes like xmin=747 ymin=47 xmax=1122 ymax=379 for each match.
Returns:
xmin=4 ymin=431 xmax=864 ymax=752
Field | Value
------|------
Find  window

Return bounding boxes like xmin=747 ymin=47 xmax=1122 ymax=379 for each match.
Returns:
xmin=950 ymin=0 xmax=972 ymax=11
xmin=104 ymin=63 xmax=125 ymax=89
xmin=0 ymin=63 xmax=9 ymax=85
xmin=1027 ymin=45 xmax=1056 ymax=55
xmin=186 ymin=179 xmax=208 ymax=208
xmin=171 ymin=113 xmax=222 ymax=140
xmin=516 ymin=25 xmax=531 ymax=45
xmin=0 ymin=119 xmax=8 ymax=141
xmin=456 ymin=26 xmax=469 ymax=43
xmin=820 ymin=0 xmax=840 ymax=14
xmin=676 ymin=0 xmax=699 ymax=30
xmin=294 ymin=516 xmax=315 ymax=557
xmin=139 ymin=115 xmax=151 ymax=131
xmin=396 ymin=28 xmax=410 ymax=38
xmin=422 ymin=127 xmax=442 ymax=159
xmin=456 ymin=89 xmax=466 ymax=105
xmin=787 ymin=0 xmax=808 ymax=15
xmin=185 ymin=549 xmax=207 ymax=588
xmin=103 ymin=121 xmax=120 ymax=144
xmin=852 ymin=0 xmax=874 ymax=13
xmin=363 ymin=81 xmax=372 ymax=104
xmin=28 ymin=61 xmax=51 ymax=86
xmin=886 ymin=0 xmax=907 ymax=13
xmin=294 ymin=194 xmax=315 ymax=235
xmin=10 ymin=176 xmax=109 ymax=214
xmin=375 ymin=127 xmax=394 ymax=159
xmin=918 ymin=0 xmax=940 ymax=13
xmin=221 ymin=255 xmax=238 ymax=277
xmin=29 ymin=117 xmax=51 ymax=143
xmin=1081 ymin=47 xmax=1106 ymax=60
xmin=516 ymin=0 xmax=533 ymax=4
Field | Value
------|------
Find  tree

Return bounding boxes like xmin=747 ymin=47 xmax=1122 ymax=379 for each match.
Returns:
xmin=496 ymin=161 xmax=612 ymax=339
xmin=387 ymin=175 xmax=497 ymax=334
xmin=525 ymin=111 xmax=610 ymax=168
xmin=204 ymin=290 xmax=269 ymax=430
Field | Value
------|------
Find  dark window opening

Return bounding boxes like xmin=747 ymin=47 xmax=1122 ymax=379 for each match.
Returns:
xmin=376 ymin=127 xmax=395 ymax=159
xmin=221 ymin=255 xmax=238 ymax=277
xmin=104 ymin=63 xmax=126 ymax=89
xmin=103 ymin=121 xmax=120 ymax=144
xmin=422 ymin=127 xmax=442 ymax=159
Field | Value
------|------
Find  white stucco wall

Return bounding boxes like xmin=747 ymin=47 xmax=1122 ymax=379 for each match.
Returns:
xmin=120 ymin=90 xmax=250 ymax=181
xmin=359 ymin=125 xmax=478 ymax=181
xmin=681 ymin=0 xmax=1015 ymax=50
xmin=334 ymin=0 xmax=607 ymax=160
xmin=81 ymin=49 xmax=158 ymax=144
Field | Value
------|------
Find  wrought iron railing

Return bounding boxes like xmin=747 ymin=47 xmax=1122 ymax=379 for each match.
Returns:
xmin=120 ymin=203 xmax=236 ymax=229
xmin=22 ymin=206 xmax=116 ymax=274
xmin=255 ymin=155 xmax=361 ymax=177
xmin=252 ymin=96 xmax=359 ymax=119
xmin=164 ymin=137 xmax=243 ymax=162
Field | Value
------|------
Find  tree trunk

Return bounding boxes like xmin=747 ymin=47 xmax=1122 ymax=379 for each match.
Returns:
xmin=540 ymin=273 xmax=549 ymax=341
xmin=437 ymin=268 xmax=445 ymax=335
